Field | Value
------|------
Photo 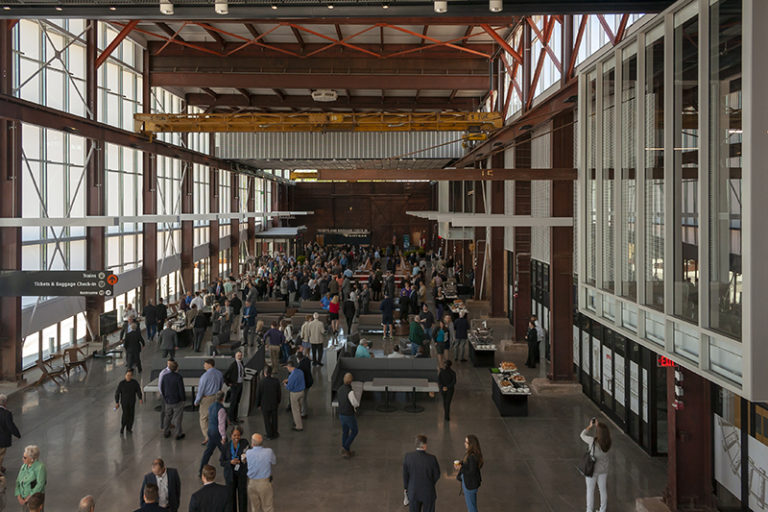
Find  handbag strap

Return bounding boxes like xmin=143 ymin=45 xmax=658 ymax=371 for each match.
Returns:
xmin=590 ymin=439 xmax=596 ymax=457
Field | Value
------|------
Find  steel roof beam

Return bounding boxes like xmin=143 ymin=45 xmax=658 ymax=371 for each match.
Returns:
xmin=183 ymin=93 xmax=480 ymax=110
xmin=316 ymin=168 xmax=576 ymax=181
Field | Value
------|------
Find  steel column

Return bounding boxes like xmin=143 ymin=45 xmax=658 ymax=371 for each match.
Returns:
xmin=180 ymin=128 xmax=194 ymax=292
xmin=0 ymin=19 xmax=22 ymax=381
xmin=141 ymin=48 xmax=158 ymax=304
xmin=522 ymin=22 xmax=532 ymax=112
xmin=247 ymin=176 xmax=256 ymax=258
xmin=490 ymin=152 xmax=506 ymax=317
xmin=513 ymin=135 xmax=532 ymax=340
xmin=230 ymin=171 xmax=240 ymax=278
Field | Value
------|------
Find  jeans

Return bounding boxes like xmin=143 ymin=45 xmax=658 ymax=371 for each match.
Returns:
xmin=585 ymin=473 xmax=607 ymax=512
xmin=311 ymin=344 xmax=323 ymax=364
xmin=339 ymin=414 xmax=358 ymax=451
xmin=199 ymin=431 xmax=224 ymax=476
xmin=146 ymin=323 xmax=157 ymax=341
xmin=193 ymin=327 xmax=206 ymax=352
xmin=453 ymin=338 xmax=468 ymax=360
xmin=462 ymin=478 xmax=478 ymax=512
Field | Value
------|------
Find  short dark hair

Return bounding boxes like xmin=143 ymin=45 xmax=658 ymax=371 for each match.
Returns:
xmin=27 ymin=493 xmax=44 ymax=511
xmin=415 ymin=434 xmax=428 ymax=448
xmin=202 ymin=464 xmax=217 ymax=481
xmin=204 ymin=358 xmax=215 ymax=367
xmin=168 ymin=360 xmax=179 ymax=372
xmin=264 ymin=365 xmax=273 ymax=377
xmin=144 ymin=483 xmax=159 ymax=502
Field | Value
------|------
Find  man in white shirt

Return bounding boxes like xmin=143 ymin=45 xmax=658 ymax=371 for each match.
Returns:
xmin=388 ymin=345 xmax=406 ymax=358
xmin=140 ymin=458 xmax=181 ymax=512
xmin=190 ymin=291 xmax=205 ymax=313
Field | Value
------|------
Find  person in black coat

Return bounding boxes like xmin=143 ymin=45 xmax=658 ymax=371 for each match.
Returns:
xmin=156 ymin=298 xmax=168 ymax=335
xmin=143 ymin=301 xmax=158 ymax=342
xmin=123 ymin=320 xmax=145 ymax=374
xmin=456 ymin=434 xmax=484 ymax=512
xmin=219 ymin=426 xmax=249 ymax=512
xmin=135 ymin=483 xmax=164 ymax=512
xmin=193 ymin=311 xmax=210 ymax=353
xmin=140 ymin=459 xmax=181 ymax=512
xmin=342 ymin=296 xmax=356 ymax=333
xmin=525 ymin=320 xmax=538 ymax=368
xmin=223 ymin=352 xmax=246 ymax=423
xmin=0 ymin=394 xmax=21 ymax=474
xmin=115 ymin=369 xmax=143 ymax=434
xmin=255 ymin=366 xmax=281 ymax=440
xmin=403 ymin=434 xmax=441 ymax=512
xmin=296 ymin=351 xmax=313 ymax=417
xmin=438 ymin=360 xmax=457 ymax=421
xmin=190 ymin=465 xmax=230 ymax=512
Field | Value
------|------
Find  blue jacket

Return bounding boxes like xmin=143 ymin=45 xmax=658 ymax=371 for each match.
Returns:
xmin=285 ymin=368 xmax=305 ymax=392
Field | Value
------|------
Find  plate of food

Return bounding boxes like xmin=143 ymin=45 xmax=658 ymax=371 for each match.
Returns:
xmin=512 ymin=374 xmax=526 ymax=383
xmin=500 ymin=362 xmax=517 ymax=371
xmin=500 ymin=379 xmax=512 ymax=387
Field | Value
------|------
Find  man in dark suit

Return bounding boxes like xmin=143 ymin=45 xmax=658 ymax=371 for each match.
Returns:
xmin=0 ymin=393 xmax=21 ymax=474
xmin=189 ymin=465 xmax=229 ymax=512
xmin=140 ymin=458 xmax=181 ymax=512
xmin=135 ymin=483 xmax=164 ymax=512
xmin=255 ymin=365 xmax=281 ymax=440
xmin=403 ymin=434 xmax=441 ymax=512
xmin=123 ymin=319 xmax=145 ymax=374
xmin=223 ymin=351 xmax=246 ymax=423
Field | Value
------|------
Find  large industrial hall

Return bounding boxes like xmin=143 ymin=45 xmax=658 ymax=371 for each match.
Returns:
xmin=0 ymin=0 xmax=764 ymax=511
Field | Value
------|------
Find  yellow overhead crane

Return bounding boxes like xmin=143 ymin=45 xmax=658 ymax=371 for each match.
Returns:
xmin=134 ymin=112 xmax=503 ymax=137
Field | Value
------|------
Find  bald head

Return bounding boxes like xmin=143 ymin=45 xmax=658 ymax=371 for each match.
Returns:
xmin=78 ymin=495 xmax=95 ymax=512
xmin=251 ymin=433 xmax=264 ymax=447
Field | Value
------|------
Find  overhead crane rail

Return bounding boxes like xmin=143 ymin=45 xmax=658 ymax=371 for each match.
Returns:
xmin=134 ymin=112 xmax=503 ymax=136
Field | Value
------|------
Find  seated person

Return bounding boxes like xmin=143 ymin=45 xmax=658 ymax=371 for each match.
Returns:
xmin=387 ymin=345 xmax=406 ymax=358
xmin=415 ymin=345 xmax=430 ymax=358
xmin=320 ymin=292 xmax=331 ymax=311
xmin=355 ymin=340 xmax=373 ymax=358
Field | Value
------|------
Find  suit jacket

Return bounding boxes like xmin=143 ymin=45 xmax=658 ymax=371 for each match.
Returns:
xmin=223 ymin=360 xmax=245 ymax=387
xmin=255 ymin=376 xmax=281 ymax=411
xmin=189 ymin=482 xmax=230 ymax=512
xmin=134 ymin=503 xmax=165 ymax=512
xmin=219 ymin=438 xmax=250 ymax=483
xmin=403 ymin=450 xmax=441 ymax=503
xmin=141 ymin=468 xmax=181 ymax=512
xmin=0 ymin=407 xmax=21 ymax=448
xmin=124 ymin=329 xmax=145 ymax=355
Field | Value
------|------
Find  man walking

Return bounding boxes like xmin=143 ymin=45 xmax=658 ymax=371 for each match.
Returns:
xmin=193 ymin=309 xmax=209 ymax=353
xmin=403 ymin=434 xmax=441 ymax=512
xmin=0 ymin=394 xmax=21 ymax=474
xmin=160 ymin=360 xmax=186 ymax=440
xmin=158 ymin=321 xmax=178 ymax=359
xmin=245 ymin=433 xmax=276 ymax=512
xmin=189 ymin=465 xmax=229 ymax=512
xmin=114 ymin=369 xmax=143 ymax=434
xmin=194 ymin=359 xmax=224 ymax=443
xmin=263 ymin=322 xmax=285 ymax=367
xmin=224 ymin=351 xmax=246 ymax=423
xmin=337 ymin=373 xmax=359 ymax=459
xmin=199 ymin=391 xmax=228 ymax=477
xmin=283 ymin=361 xmax=305 ymax=432
xmin=240 ymin=301 xmax=256 ymax=346
xmin=438 ymin=360 xmax=456 ymax=421
xmin=123 ymin=319 xmax=145 ymax=374
xmin=143 ymin=301 xmax=157 ymax=342
xmin=307 ymin=312 xmax=325 ymax=366
xmin=255 ymin=366 xmax=281 ymax=440
xmin=140 ymin=458 xmax=181 ymax=512
xmin=452 ymin=311 xmax=469 ymax=362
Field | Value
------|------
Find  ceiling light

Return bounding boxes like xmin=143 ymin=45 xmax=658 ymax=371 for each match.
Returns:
xmin=382 ymin=3 xmax=389 ymax=8
xmin=54 ymin=4 xmax=63 ymax=10
xmin=2 ymin=5 xmax=10 ymax=9
xmin=434 ymin=0 xmax=446 ymax=13
xmin=215 ymin=0 xmax=228 ymax=14
xmin=270 ymin=3 xmax=277 ymax=8
xmin=489 ymin=0 xmax=502 ymax=12
xmin=327 ymin=3 xmax=334 ymax=8
xmin=159 ymin=0 xmax=174 ymax=15
xmin=109 ymin=5 xmax=117 ymax=10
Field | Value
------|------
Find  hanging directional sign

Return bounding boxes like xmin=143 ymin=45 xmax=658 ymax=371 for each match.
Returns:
xmin=0 ymin=271 xmax=117 ymax=297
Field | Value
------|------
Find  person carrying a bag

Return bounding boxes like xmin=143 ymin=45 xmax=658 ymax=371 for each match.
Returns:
xmin=579 ymin=418 xmax=611 ymax=512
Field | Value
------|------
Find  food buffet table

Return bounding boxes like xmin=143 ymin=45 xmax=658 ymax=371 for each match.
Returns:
xmin=490 ymin=362 xmax=531 ymax=417
xmin=468 ymin=327 xmax=496 ymax=367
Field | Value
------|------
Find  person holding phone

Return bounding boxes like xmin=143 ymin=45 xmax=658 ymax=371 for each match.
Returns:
xmin=580 ymin=418 xmax=612 ymax=512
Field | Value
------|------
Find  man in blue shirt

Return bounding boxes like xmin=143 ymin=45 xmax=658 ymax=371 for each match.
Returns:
xmin=245 ymin=433 xmax=276 ymax=512
xmin=263 ymin=322 xmax=285 ymax=367
xmin=355 ymin=340 xmax=372 ymax=358
xmin=283 ymin=361 xmax=305 ymax=431
xmin=194 ymin=359 xmax=224 ymax=444
xmin=240 ymin=301 xmax=257 ymax=347
xmin=320 ymin=292 xmax=331 ymax=311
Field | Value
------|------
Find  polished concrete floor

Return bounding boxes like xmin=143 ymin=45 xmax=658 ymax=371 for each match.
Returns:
xmin=1 ymin=329 xmax=667 ymax=512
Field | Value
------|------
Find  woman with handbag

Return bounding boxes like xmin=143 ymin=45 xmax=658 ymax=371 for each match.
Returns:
xmin=580 ymin=418 xmax=611 ymax=512
xmin=455 ymin=434 xmax=483 ymax=512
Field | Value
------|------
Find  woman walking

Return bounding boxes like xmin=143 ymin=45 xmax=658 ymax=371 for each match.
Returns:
xmin=329 ymin=295 xmax=341 ymax=338
xmin=455 ymin=434 xmax=483 ymax=512
xmin=580 ymin=418 xmax=611 ymax=512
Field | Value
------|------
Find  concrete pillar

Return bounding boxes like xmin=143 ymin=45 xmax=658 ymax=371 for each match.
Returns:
xmin=513 ymin=136 xmax=532 ymax=340
xmin=490 ymin=153 xmax=506 ymax=317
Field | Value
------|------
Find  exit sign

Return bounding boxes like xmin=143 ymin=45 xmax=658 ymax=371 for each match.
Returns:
xmin=657 ymin=355 xmax=676 ymax=367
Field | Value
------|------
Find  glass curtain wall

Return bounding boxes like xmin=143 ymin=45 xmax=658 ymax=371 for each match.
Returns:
xmin=708 ymin=0 xmax=742 ymax=340
xmin=602 ymin=63 xmax=616 ymax=293
xmin=586 ymin=72 xmax=598 ymax=286
xmin=621 ymin=49 xmax=639 ymax=300
xmin=673 ymin=6 xmax=700 ymax=324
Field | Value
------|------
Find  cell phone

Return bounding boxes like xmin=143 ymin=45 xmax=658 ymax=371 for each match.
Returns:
xmin=590 ymin=417 xmax=597 ymax=423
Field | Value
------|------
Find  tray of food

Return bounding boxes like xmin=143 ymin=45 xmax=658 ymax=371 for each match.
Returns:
xmin=499 ymin=362 xmax=517 ymax=372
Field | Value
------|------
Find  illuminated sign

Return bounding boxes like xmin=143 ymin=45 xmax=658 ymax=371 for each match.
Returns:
xmin=657 ymin=355 xmax=676 ymax=368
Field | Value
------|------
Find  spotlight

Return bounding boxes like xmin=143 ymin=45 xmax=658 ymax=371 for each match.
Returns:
xmin=2 ymin=5 xmax=10 ymax=9
xmin=215 ymin=0 xmax=228 ymax=14
xmin=327 ymin=3 xmax=334 ymax=8
xmin=54 ymin=4 xmax=63 ymax=10
xmin=270 ymin=3 xmax=277 ymax=8
xmin=434 ymin=0 xmax=446 ymax=13
xmin=159 ymin=0 xmax=174 ymax=15
xmin=489 ymin=0 xmax=502 ymax=12
xmin=382 ymin=2 xmax=389 ymax=7
xmin=109 ymin=5 xmax=117 ymax=10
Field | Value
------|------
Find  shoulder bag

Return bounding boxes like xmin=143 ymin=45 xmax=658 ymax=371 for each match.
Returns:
xmin=578 ymin=440 xmax=596 ymax=477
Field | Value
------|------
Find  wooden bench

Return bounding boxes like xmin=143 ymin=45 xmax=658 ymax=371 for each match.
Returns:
xmin=35 ymin=359 xmax=66 ymax=386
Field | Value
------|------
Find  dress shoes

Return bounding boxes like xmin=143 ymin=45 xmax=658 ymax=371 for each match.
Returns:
xmin=175 ymin=433 xmax=185 ymax=440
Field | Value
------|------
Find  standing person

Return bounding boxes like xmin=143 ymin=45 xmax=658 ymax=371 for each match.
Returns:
xmin=443 ymin=314 xmax=455 ymax=362
xmin=194 ymin=359 xmax=224 ymax=444
xmin=525 ymin=320 xmax=538 ymax=368
xmin=135 ymin=483 xmax=163 ymax=512
xmin=581 ymin=418 xmax=611 ymax=512
xmin=307 ymin=313 xmax=325 ymax=366
xmin=123 ymin=320 xmax=145 ymax=374
xmin=140 ymin=458 xmax=181 ymax=512
xmin=193 ymin=308 xmax=210 ymax=353
xmin=434 ymin=320 xmax=446 ymax=366
xmin=144 ymin=301 xmax=158 ymax=342
xmin=531 ymin=315 xmax=545 ymax=366
xmin=418 ymin=304 xmax=435 ymax=340
xmin=328 ymin=295 xmax=341 ymax=338
xmin=159 ymin=321 xmax=178 ymax=359
xmin=402 ymin=435 xmax=441 ymax=512
xmin=455 ymin=435 xmax=483 ymax=512
xmin=160 ymin=360 xmax=186 ymax=440
xmin=359 ymin=283 xmax=370 ymax=314
xmin=189 ymin=465 xmax=229 ymax=512
xmin=299 ymin=314 xmax=313 ymax=356
xmin=438 ymin=360 xmax=456 ymax=421
xmin=283 ymin=361 xmax=305 ymax=432
xmin=114 ymin=369 xmax=143 ymax=434
xmin=337 ymin=372 xmax=360 ymax=459
xmin=224 ymin=351 xmax=246 ymax=424
xmin=342 ymin=293 xmax=356 ymax=334
xmin=245 ymin=433 xmax=276 ymax=512
xmin=220 ymin=426 xmax=249 ymax=512
xmin=0 ymin=394 xmax=21 ymax=474
xmin=296 ymin=352 xmax=312 ymax=418
xmin=156 ymin=298 xmax=168 ymax=337
xmin=408 ymin=318 xmax=425 ymax=356
xmin=240 ymin=301 xmax=256 ymax=347
xmin=199 ymin=391 xmax=228 ymax=477
xmin=120 ymin=303 xmax=138 ymax=341
xmin=14 ymin=445 xmax=46 ymax=507
xmin=255 ymin=366 xmax=281 ymax=440
xmin=452 ymin=311 xmax=469 ymax=362
xmin=263 ymin=322 xmax=285 ymax=367
xmin=380 ymin=294 xmax=395 ymax=340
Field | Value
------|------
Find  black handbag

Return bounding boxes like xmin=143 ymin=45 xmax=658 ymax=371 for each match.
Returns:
xmin=578 ymin=440 xmax=596 ymax=477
